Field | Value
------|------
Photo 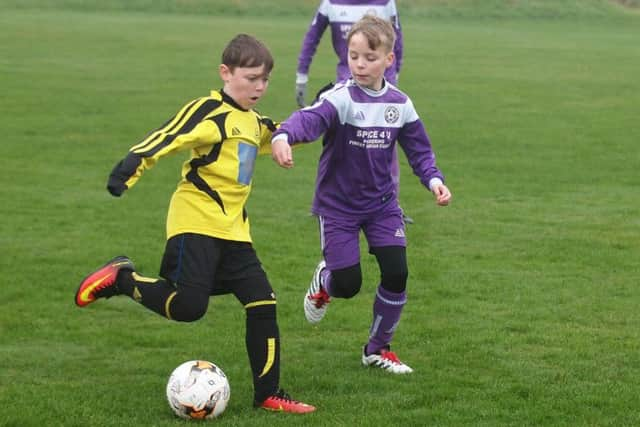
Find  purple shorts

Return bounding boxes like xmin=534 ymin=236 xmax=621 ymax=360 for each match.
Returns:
xmin=317 ymin=211 xmax=407 ymax=270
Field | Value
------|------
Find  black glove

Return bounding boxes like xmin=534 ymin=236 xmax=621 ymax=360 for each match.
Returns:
xmin=107 ymin=159 xmax=129 ymax=197
xmin=295 ymin=82 xmax=307 ymax=108
xmin=107 ymin=153 xmax=142 ymax=196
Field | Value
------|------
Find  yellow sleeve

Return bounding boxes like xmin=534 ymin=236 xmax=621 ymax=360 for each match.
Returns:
xmin=257 ymin=116 xmax=278 ymax=156
xmin=113 ymin=97 xmax=224 ymax=190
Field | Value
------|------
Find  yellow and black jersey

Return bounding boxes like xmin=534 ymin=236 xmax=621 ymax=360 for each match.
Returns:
xmin=110 ymin=89 xmax=277 ymax=243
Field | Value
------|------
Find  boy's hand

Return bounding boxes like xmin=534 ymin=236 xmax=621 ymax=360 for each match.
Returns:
xmin=107 ymin=179 xmax=127 ymax=197
xmin=431 ymin=183 xmax=451 ymax=206
xmin=271 ymin=139 xmax=294 ymax=168
xmin=107 ymin=160 xmax=128 ymax=196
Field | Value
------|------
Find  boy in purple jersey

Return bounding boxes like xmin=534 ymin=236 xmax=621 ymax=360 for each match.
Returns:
xmin=295 ymin=0 xmax=414 ymax=223
xmin=273 ymin=15 xmax=451 ymax=374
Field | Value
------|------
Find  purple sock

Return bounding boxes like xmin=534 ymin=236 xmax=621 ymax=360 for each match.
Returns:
xmin=320 ymin=268 xmax=333 ymax=296
xmin=366 ymin=285 xmax=407 ymax=355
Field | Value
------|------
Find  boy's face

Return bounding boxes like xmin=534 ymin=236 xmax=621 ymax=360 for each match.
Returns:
xmin=347 ymin=32 xmax=394 ymax=91
xmin=219 ymin=64 xmax=270 ymax=110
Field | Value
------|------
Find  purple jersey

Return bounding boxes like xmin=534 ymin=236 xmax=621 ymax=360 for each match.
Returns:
xmin=297 ymin=0 xmax=403 ymax=84
xmin=274 ymin=80 xmax=444 ymax=218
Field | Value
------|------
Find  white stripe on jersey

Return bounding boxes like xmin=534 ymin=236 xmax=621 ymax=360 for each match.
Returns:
xmin=323 ymin=81 xmax=419 ymax=128
xmin=320 ymin=1 xmax=397 ymax=24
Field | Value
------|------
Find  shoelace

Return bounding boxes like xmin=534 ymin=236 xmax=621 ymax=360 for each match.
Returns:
xmin=380 ymin=350 xmax=402 ymax=364
xmin=308 ymin=290 xmax=331 ymax=308
xmin=272 ymin=389 xmax=297 ymax=403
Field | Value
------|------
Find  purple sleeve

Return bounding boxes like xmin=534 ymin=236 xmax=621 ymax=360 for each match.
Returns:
xmin=273 ymin=101 xmax=338 ymax=144
xmin=393 ymin=14 xmax=403 ymax=74
xmin=297 ymin=11 xmax=330 ymax=75
xmin=398 ymin=120 xmax=444 ymax=188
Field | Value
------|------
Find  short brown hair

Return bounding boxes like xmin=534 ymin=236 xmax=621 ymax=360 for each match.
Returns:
xmin=347 ymin=14 xmax=396 ymax=53
xmin=221 ymin=34 xmax=274 ymax=73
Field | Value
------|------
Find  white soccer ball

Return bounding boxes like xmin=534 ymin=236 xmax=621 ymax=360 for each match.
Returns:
xmin=166 ymin=360 xmax=231 ymax=419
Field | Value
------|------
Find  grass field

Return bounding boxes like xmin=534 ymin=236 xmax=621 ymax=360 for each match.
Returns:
xmin=1 ymin=1 xmax=639 ymax=426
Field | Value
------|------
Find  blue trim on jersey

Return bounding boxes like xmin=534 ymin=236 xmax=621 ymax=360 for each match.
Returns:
xmin=237 ymin=142 xmax=258 ymax=185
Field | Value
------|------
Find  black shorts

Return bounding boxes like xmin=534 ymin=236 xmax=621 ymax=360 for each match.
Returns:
xmin=159 ymin=233 xmax=271 ymax=300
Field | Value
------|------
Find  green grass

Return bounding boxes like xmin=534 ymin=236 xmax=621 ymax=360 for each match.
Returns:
xmin=1 ymin=2 xmax=640 ymax=426
xmin=1 ymin=0 xmax=639 ymax=17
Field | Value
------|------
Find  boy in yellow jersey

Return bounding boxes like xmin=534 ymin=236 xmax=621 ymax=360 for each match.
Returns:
xmin=75 ymin=34 xmax=315 ymax=414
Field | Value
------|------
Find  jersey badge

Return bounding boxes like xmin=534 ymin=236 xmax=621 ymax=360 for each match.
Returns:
xmin=384 ymin=106 xmax=400 ymax=124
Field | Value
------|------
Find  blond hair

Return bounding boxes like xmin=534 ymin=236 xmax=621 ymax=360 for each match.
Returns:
xmin=347 ymin=14 xmax=396 ymax=53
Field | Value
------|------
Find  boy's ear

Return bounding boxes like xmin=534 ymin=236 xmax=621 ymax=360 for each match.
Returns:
xmin=219 ymin=64 xmax=231 ymax=82
xmin=386 ymin=51 xmax=395 ymax=69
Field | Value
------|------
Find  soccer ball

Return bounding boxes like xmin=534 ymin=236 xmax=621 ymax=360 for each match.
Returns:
xmin=166 ymin=360 xmax=231 ymax=419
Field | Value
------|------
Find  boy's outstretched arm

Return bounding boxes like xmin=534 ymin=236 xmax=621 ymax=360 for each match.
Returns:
xmin=106 ymin=96 xmax=224 ymax=196
xmin=271 ymin=99 xmax=337 ymax=168
xmin=271 ymin=137 xmax=294 ymax=168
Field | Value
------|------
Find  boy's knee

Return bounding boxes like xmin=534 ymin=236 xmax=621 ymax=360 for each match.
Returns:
xmin=372 ymin=246 xmax=408 ymax=293
xmin=380 ymin=270 xmax=408 ymax=293
xmin=332 ymin=281 xmax=361 ymax=298
xmin=246 ymin=301 xmax=277 ymax=319
xmin=331 ymin=265 xmax=362 ymax=299
xmin=168 ymin=292 xmax=208 ymax=322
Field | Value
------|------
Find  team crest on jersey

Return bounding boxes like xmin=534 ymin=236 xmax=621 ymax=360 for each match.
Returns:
xmin=384 ymin=106 xmax=400 ymax=124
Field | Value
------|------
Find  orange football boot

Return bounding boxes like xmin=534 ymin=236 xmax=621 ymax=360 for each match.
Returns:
xmin=257 ymin=389 xmax=316 ymax=414
xmin=75 ymin=256 xmax=134 ymax=307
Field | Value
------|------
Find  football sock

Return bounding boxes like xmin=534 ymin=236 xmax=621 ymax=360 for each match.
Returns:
xmin=320 ymin=268 xmax=333 ymax=295
xmin=366 ymin=285 xmax=407 ymax=355
xmin=245 ymin=303 xmax=280 ymax=403
xmin=117 ymin=270 xmax=178 ymax=318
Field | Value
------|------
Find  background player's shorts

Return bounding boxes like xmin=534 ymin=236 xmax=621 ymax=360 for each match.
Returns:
xmin=318 ymin=211 xmax=406 ymax=271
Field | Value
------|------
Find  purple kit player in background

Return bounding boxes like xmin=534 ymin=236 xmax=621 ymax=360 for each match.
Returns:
xmin=295 ymin=0 xmax=415 ymax=223
xmin=295 ymin=0 xmax=403 ymax=102
xmin=274 ymin=15 xmax=451 ymax=374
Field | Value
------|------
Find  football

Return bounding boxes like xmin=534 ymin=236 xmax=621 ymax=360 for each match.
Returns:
xmin=166 ymin=360 xmax=231 ymax=419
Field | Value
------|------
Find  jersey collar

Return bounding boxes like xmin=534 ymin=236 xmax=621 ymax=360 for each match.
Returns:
xmin=220 ymin=89 xmax=249 ymax=111
xmin=351 ymin=78 xmax=389 ymax=97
